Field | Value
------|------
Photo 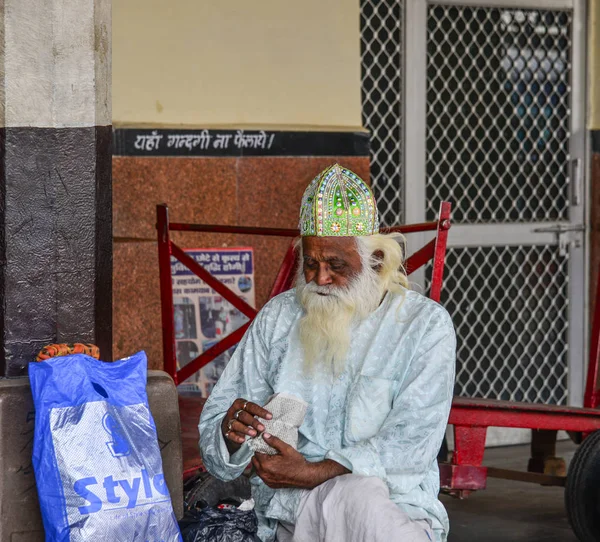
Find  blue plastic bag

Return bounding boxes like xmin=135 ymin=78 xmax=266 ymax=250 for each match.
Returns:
xmin=30 ymin=351 xmax=182 ymax=542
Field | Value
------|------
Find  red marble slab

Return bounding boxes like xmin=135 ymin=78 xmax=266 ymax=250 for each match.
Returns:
xmin=113 ymin=155 xmax=370 ymax=368
xmin=113 ymin=157 xmax=238 ymax=239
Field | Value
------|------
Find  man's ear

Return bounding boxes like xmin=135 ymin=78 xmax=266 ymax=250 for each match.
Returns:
xmin=372 ymin=250 xmax=384 ymax=273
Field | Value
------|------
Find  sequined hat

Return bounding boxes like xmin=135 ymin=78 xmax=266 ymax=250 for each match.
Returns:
xmin=299 ymin=164 xmax=379 ymax=237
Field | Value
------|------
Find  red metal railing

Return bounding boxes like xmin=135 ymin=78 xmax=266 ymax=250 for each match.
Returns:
xmin=584 ymin=271 xmax=600 ymax=409
xmin=157 ymin=202 xmax=452 ymax=385
xmin=441 ymin=266 xmax=600 ymax=495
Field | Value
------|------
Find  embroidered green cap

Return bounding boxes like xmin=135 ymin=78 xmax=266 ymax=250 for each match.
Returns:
xmin=299 ymin=164 xmax=379 ymax=237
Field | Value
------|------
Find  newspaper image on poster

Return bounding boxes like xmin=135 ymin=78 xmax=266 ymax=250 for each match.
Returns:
xmin=171 ymin=248 xmax=255 ymax=396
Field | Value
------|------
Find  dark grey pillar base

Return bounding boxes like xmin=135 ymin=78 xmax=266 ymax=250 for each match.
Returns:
xmin=0 ymin=126 xmax=112 ymax=376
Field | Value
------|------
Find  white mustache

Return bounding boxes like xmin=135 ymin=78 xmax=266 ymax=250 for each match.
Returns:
xmin=302 ymin=282 xmax=340 ymax=297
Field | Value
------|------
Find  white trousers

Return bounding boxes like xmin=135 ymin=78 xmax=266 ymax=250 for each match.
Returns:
xmin=276 ymin=474 xmax=434 ymax=542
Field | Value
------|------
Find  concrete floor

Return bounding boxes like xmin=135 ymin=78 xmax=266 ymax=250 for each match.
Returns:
xmin=442 ymin=440 xmax=578 ymax=541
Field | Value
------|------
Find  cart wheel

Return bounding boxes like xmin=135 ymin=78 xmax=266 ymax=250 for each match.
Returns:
xmin=565 ymin=430 xmax=600 ymax=541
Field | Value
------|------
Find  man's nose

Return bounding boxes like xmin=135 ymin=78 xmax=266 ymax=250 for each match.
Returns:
xmin=316 ymin=265 xmax=333 ymax=286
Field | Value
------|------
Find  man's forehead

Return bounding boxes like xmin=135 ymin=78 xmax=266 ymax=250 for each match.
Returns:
xmin=302 ymin=236 xmax=358 ymax=259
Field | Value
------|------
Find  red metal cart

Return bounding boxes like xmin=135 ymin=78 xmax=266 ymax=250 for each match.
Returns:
xmin=443 ymin=267 xmax=600 ymax=541
xmin=156 ymin=201 xmax=452 ymax=474
xmin=157 ymin=202 xmax=600 ymax=541
xmin=156 ymin=202 xmax=452 ymax=385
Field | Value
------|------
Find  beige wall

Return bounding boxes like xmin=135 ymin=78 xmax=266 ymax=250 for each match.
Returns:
xmin=113 ymin=0 xmax=361 ymax=129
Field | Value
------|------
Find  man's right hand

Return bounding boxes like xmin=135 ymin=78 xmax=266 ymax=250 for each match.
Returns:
xmin=221 ymin=398 xmax=272 ymax=453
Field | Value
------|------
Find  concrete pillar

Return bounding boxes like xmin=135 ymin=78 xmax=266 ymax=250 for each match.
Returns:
xmin=0 ymin=0 xmax=112 ymax=375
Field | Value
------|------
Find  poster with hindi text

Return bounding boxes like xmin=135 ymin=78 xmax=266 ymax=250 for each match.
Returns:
xmin=171 ymin=248 xmax=255 ymax=397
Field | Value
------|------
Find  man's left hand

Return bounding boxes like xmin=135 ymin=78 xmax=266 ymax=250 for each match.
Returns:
xmin=251 ymin=433 xmax=350 ymax=490
xmin=251 ymin=434 xmax=314 ymax=489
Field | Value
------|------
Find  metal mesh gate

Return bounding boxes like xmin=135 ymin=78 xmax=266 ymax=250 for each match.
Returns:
xmin=361 ymin=0 xmax=404 ymax=226
xmin=424 ymin=5 xmax=573 ymax=405
xmin=425 ymin=6 xmax=572 ymax=224
xmin=438 ymin=246 xmax=569 ymax=404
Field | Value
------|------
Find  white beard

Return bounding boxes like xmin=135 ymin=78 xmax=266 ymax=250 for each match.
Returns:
xmin=295 ymin=262 xmax=385 ymax=374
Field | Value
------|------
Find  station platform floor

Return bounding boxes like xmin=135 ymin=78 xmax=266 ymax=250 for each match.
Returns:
xmin=442 ymin=439 xmax=578 ymax=542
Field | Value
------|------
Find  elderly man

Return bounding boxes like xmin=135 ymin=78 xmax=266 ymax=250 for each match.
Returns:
xmin=199 ymin=164 xmax=456 ymax=542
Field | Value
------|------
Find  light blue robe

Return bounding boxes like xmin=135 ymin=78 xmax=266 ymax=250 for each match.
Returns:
xmin=199 ymin=288 xmax=456 ymax=542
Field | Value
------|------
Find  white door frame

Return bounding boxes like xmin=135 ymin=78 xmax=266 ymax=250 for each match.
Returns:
xmin=404 ymin=0 xmax=589 ymax=419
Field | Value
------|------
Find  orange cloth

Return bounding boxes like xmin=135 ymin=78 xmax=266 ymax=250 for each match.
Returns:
xmin=35 ymin=343 xmax=100 ymax=361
